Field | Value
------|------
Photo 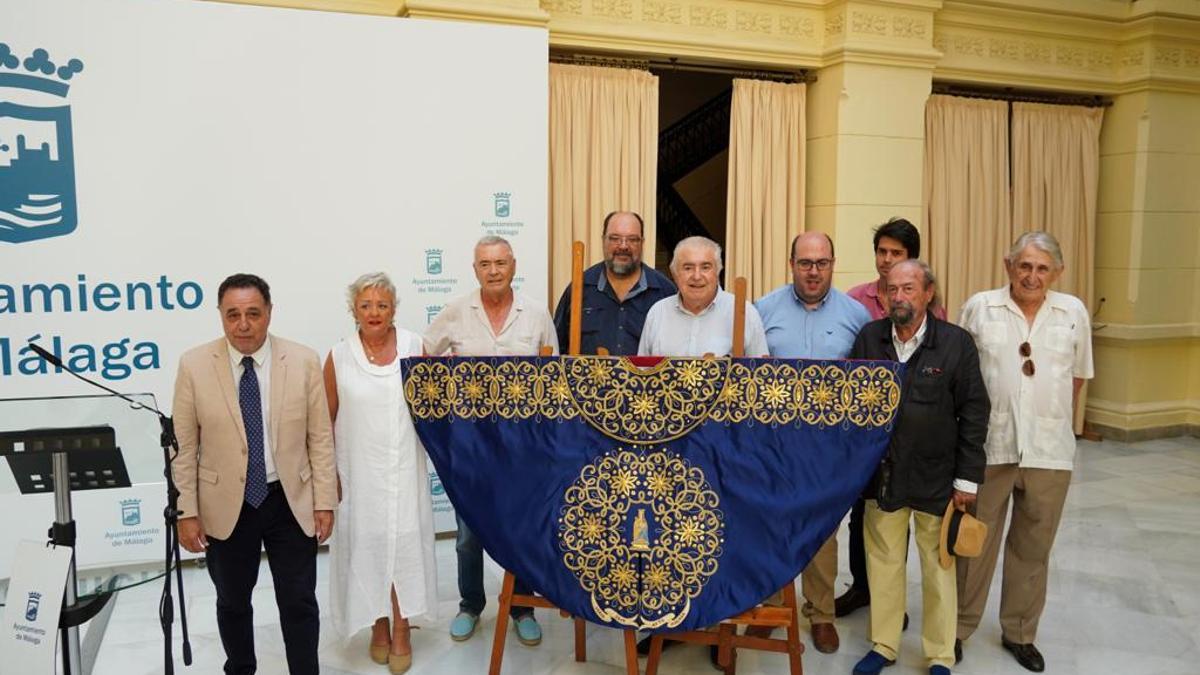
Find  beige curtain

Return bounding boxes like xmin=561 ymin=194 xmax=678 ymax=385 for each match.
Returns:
xmin=1011 ymin=102 xmax=1103 ymax=307
xmin=548 ymin=63 xmax=658 ymax=303
xmin=725 ymin=78 xmax=806 ymax=300
xmin=1011 ymin=102 xmax=1103 ymax=433
xmin=923 ymin=95 xmax=1012 ymax=317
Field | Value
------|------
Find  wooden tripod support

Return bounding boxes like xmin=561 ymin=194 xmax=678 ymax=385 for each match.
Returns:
xmin=645 ymin=582 xmax=805 ymax=675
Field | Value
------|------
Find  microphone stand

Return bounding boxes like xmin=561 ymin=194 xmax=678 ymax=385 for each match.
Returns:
xmin=28 ymin=342 xmax=193 ymax=673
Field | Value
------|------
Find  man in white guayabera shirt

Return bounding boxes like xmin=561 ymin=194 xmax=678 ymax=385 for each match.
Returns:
xmin=954 ymin=231 xmax=1094 ymax=673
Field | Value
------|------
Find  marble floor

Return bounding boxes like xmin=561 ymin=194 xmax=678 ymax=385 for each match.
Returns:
xmin=83 ymin=436 xmax=1200 ymax=675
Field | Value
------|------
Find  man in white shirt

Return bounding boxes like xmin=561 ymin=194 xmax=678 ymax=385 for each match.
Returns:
xmin=638 ymin=235 xmax=767 ymax=357
xmin=424 ymin=235 xmax=559 ymax=648
xmin=955 ymin=231 xmax=1094 ymax=673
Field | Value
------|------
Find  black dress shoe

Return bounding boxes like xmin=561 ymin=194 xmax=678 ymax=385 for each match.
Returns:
xmin=1002 ymin=637 xmax=1045 ymax=672
xmin=902 ymin=613 xmax=909 ymax=631
xmin=954 ymin=638 xmax=962 ymax=664
xmin=834 ymin=586 xmax=871 ymax=617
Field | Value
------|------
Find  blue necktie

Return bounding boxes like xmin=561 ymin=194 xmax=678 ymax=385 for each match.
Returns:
xmin=240 ymin=355 xmax=268 ymax=508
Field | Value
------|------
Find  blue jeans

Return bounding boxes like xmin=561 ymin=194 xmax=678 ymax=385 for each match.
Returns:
xmin=456 ymin=514 xmax=532 ymax=618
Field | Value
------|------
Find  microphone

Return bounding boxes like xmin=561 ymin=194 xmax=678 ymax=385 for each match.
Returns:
xmin=27 ymin=341 xmax=66 ymax=369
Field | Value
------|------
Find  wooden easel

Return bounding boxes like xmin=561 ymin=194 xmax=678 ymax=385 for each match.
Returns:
xmin=645 ymin=277 xmax=805 ymax=675
xmin=486 ymin=241 xmax=640 ymax=675
xmin=645 ymin=582 xmax=804 ymax=675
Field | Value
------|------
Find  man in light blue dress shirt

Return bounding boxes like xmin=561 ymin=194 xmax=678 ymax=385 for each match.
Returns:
xmin=752 ymin=231 xmax=871 ymax=654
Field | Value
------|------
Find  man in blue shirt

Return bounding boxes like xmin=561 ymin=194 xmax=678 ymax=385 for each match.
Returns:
xmin=753 ymin=231 xmax=871 ymax=655
xmin=553 ymin=211 xmax=676 ymax=355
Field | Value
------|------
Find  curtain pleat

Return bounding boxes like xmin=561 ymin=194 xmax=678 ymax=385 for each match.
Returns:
xmin=923 ymin=94 xmax=1012 ymax=317
xmin=548 ymin=64 xmax=658 ymax=303
xmin=725 ymin=79 xmax=806 ymax=299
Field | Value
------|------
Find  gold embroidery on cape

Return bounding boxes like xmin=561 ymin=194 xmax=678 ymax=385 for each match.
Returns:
xmin=563 ymin=357 xmax=727 ymax=442
xmin=558 ymin=449 xmax=723 ymax=629
xmin=403 ymin=357 xmax=899 ymax=442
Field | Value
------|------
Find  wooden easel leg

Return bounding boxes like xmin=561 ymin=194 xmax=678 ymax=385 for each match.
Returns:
xmin=782 ymin=582 xmax=804 ymax=675
xmin=574 ymin=618 xmax=587 ymax=662
xmin=717 ymin=623 xmax=736 ymax=674
xmin=623 ymin=629 xmax=639 ymax=675
xmin=488 ymin=571 xmax=517 ymax=675
xmin=646 ymin=635 xmax=664 ymax=675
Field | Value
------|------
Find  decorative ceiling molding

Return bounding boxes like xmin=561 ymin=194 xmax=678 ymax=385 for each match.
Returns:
xmin=402 ymin=0 xmax=549 ymax=26
xmin=932 ymin=1 xmax=1200 ymax=93
xmin=210 ymin=0 xmax=1200 ymax=91
xmin=210 ymin=0 xmax=406 ymax=15
xmin=544 ymin=0 xmax=942 ymax=69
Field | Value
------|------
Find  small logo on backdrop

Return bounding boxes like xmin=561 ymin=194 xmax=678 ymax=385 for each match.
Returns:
xmin=425 ymin=248 xmax=443 ymax=275
xmin=121 ymin=498 xmax=142 ymax=526
xmin=429 ymin=472 xmax=445 ymax=496
xmin=0 ymin=43 xmax=83 ymax=244
xmin=493 ymin=192 xmax=511 ymax=218
xmin=425 ymin=304 xmax=443 ymax=324
xmin=25 ymin=591 xmax=42 ymax=621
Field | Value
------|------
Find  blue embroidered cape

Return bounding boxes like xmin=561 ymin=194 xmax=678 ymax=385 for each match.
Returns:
xmin=401 ymin=356 xmax=899 ymax=632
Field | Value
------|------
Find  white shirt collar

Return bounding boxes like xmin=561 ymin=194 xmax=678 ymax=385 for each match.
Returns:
xmin=228 ymin=337 xmax=270 ymax=369
xmin=891 ymin=314 xmax=928 ymax=361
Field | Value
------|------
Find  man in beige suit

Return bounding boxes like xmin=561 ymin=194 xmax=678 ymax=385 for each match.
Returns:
xmin=173 ymin=273 xmax=336 ymax=675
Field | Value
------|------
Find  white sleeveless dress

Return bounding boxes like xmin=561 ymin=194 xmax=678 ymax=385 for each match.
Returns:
xmin=329 ymin=329 xmax=437 ymax=641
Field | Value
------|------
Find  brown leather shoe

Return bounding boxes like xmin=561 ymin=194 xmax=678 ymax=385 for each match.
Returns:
xmin=810 ymin=622 xmax=840 ymax=653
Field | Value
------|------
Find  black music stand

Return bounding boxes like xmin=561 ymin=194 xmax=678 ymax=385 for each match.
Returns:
xmin=0 ymin=425 xmax=132 ymax=675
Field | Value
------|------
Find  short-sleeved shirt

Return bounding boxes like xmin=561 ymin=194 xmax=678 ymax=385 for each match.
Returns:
xmin=552 ymin=262 xmax=676 ymax=355
xmin=423 ymin=289 xmax=559 ymax=357
xmin=847 ymin=279 xmax=948 ymax=322
xmin=754 ymin=285 xmax=871 ymax=359
xmin=959 ymin=287 xmax=1093 ymax=470
xmin=638 ymin=290 xmax=768 ymax=357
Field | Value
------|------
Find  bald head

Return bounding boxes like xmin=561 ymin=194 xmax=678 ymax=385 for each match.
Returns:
xmin=789 ymin=231 xmax=836 ymax=306
xmin=790 ymin=231 xmax=834 ymax=261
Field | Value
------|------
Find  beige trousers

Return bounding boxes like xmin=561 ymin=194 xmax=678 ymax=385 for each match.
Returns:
xmin=864 ymin=501 xmax=956 ymax=667
xmin=799 ymin=533 xmax=837 ymax=624
xmin=955 ymin=464 xmax=1071 ymax=644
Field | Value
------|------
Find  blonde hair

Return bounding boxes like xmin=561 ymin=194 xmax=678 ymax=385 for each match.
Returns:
xmin=346 ymin=272 xmax=396 ymax=317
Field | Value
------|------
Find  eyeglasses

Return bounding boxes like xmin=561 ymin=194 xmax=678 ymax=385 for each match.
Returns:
xmin=605 ymin=235 xmax=643 ymax=246
xmin=794 ymin=258 xmax=832 ymax=271
xmin=1019 ymin=341 xmax=1035 ymax=377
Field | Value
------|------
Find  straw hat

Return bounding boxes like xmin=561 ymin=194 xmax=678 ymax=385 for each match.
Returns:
xmin=939 ymin=501 xmax=988 ymax=569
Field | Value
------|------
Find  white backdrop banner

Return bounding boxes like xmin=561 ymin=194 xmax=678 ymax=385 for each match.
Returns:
xmin=0 ymin=0 xmax=548 ymax=550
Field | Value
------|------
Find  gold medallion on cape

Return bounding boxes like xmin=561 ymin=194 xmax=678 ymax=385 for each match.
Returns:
xmin=558 ymin=448 xmax=724 ymax=629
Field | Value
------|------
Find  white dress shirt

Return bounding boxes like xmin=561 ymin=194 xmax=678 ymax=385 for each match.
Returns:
xmin=228 ymin=339 xmax=277 ymax=482
xmin=638 ymin=290 xmax=769 ymax=357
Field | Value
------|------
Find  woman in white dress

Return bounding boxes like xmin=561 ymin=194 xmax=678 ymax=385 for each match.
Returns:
xmin=324 ymin=272 xmax=437 ymax=675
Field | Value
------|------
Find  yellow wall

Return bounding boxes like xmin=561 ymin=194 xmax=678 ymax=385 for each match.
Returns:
xmin=213 ymin=0 xmax=1200 ymax=436
xmin=1091 ymin=86 xmax=1200 ymax=435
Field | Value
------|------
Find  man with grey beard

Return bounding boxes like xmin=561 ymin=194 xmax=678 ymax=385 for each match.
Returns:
xmin=848 ymin=259 xmax=989 ymax=675
xmin=553 ymin=211 xmax=676 ymax=355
